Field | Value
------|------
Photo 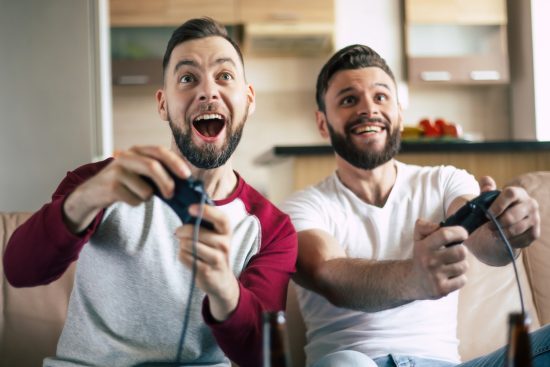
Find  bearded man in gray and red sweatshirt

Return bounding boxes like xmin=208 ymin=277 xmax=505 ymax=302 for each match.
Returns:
xmin=4 ymin=17 xmax=297 ymax=367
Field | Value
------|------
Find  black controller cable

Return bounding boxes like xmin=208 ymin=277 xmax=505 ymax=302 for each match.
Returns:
xmin=481 ymin=206 xmax=526 ymax=316
xmin=175 ymin=192 xmax=208 ymax=362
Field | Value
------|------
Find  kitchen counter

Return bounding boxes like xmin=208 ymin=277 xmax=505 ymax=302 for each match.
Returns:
xmin=256 ymin=140 xmax=550 ymax=200
xmin=256 ymin=140 xmax=550 ymax=165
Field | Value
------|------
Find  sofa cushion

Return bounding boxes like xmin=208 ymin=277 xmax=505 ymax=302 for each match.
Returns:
xmin=508 ymin=171 xmax=550 ymax=325
xmin=457 ymin=250 xmax=538 ymax=361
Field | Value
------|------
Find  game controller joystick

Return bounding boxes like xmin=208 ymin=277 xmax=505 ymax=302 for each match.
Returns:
xmin=441 ymin=190 xmax=501 ymax=234
xmin=142 ymin=171 xmax=214 ymax=229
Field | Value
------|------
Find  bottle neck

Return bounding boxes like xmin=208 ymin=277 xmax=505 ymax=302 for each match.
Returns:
xmin=506 ymin=312 xmax=532 ymax=367
xmin=263 ymin=311 xmax=291 ymax=367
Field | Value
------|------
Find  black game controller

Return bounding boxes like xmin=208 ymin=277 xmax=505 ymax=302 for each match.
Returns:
xmin=142 ymin=172 xmax=214 ymax=229
xmin=441 ymin=190 xmax=501 ymax=235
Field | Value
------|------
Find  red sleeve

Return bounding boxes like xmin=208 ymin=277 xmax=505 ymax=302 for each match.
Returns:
xmin=202 ymin=197 xmax=297 ymax=367
xmin=3 ymin=158 xmax=113 ymax=287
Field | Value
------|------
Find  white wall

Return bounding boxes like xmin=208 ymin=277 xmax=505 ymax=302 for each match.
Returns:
xmin=507 ymin=0 xmax=550 ymax=141
xmin=0 ymin=0 xmax=112 ymax=211
xmin=334 ymin=0 xmax=404 ymax=80
xmin=531 ymin=0 xmax=550 ymax=140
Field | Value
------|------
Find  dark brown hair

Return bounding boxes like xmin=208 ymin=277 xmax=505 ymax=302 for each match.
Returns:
xmin=162 ymin=17 xmax=244 ymax=78
xmin=315 ymin=44 xmax=395 ymax=112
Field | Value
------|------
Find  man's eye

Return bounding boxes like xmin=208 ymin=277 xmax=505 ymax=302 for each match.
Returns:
xmin=341 ymin=96 xmax=356 ymax=106
xmin=218 ymin=72 xmax=233 ymax=81
xmin=179 ymin=74 xmax=195 ymax=83
xmin=375 ymin=94 xmax=388 ymax=102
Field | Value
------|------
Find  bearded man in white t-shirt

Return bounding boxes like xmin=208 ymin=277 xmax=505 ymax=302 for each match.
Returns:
xmin=281 ymin=44 xmax=550 ymax=367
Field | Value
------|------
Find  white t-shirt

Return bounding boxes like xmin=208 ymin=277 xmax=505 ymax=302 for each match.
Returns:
xmin=281 ymin=161 xmax=479 ymax=366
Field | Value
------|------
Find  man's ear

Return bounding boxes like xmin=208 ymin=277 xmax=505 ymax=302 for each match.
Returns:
xmin=316 ymin=110 xmax=330 ymax=139
xmin=246 ymin=83 xmax=256 ymax=116
xmin=156 ymin=89 xmax=168 ymax=121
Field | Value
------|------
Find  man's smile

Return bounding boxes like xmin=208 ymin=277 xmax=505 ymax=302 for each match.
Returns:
xmin=350 ymin=123 xmax=385 ymax=136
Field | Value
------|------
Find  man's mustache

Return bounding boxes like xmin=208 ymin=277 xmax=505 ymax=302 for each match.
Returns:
xmin=198 ymin=102 xmax=219 ymax=112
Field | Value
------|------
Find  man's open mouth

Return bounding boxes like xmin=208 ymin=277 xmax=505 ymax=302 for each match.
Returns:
xmin=192 ymin=113 xmax=226 ymax=139
xmin=349 ymin=123 xmax=386 ymax=136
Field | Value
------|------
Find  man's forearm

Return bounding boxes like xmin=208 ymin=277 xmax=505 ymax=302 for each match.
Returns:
xmin=313 ymin=258 xmax=421 ymax=312
xmin=4 ymin=197 xmax=92 ymax=287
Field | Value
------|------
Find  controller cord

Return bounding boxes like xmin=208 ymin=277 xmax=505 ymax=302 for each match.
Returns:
xmin=482 ymin=207 xmax=526 ymax=316
xmin=175 ymin=193 xmax=208 ymax=362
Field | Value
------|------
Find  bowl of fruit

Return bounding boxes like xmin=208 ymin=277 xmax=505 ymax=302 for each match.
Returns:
xmin=402 ymin=118 xmax=464 ymax=142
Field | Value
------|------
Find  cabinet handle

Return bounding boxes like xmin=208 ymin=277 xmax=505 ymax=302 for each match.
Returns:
xmin=470 ymin=70 xmax=500 ymax=81
xmin=115 ymin=75 xmax=150 ymax=85
xmin=420 ymin=71 xmax=451 ymax=81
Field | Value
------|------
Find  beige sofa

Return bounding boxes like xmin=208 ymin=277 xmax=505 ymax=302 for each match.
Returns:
xmin=1 ymin=172 xmax=550 ymax=366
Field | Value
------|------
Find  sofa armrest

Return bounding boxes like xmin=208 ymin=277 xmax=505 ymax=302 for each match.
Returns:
xmin=508 ymin=171 xmax=550 ymax=325
xmin=1 ymin=212 xmax=76 ymax=367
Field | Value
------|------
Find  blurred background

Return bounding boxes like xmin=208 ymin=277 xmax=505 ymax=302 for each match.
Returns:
xmin=1 ymin=0 xmax=549 ymax=211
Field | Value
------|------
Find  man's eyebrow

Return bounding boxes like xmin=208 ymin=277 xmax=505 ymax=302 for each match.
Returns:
xmin=173 ymin=57 xmax=237 ymax=75
xmin=173 ymin=59 xmax=198 ymax=75
xmin=336 ymin=86 xmax=355 ymax=97
xmin=374 ymin=82 xmax=391 ymax=91
xmin=335 ymin=82 xmax=391 ymax=97
xmin=213 ymin=57 xmax=237 ymax=68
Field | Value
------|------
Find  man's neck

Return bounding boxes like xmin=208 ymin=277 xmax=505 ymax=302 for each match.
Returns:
xmin=190 ymin=163 xmax=238 ymax=201
xmin=335 ymin=157 xmax=398 ymax=208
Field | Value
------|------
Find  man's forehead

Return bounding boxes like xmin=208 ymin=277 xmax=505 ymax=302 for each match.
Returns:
xmin=328 ymin=67 xmax=395 ymax=92
xmin=169 ymin=36 xmax=241 ymax=70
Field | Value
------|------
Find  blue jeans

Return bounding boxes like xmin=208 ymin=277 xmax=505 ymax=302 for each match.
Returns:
xmin=313 ymin=324 xmax=550 ymax=367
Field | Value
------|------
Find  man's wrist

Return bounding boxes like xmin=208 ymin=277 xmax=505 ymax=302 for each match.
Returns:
xmin=208 ymin=277 xmax=240 ymax=322
xmin=62 ymin=188 xmax=100 ymax=235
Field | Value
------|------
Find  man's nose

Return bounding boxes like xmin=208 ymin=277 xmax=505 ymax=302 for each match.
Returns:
xmin=357 ymin=96 xmax=380 ymax=117
xmin=197 ymin=78 xmax=220 ymax=102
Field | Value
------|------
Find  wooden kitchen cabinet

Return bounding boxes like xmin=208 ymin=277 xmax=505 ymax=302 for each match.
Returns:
xmin=238 ymin=0 xmax=333 ymax=23
xmin=110 ymin=0 xmax=333 ymax=26
xmin=238 ymin=0 xmax=334 ymax=57
xmin=405 ymin=0 xmax=506 ymax=25
xmin=110 ymin=0 xmax=239 ymax=26
xmin=109 ymin=0 xmax=335 ymax=61
xmin=404 ymin=0 xmax=509 ymax=84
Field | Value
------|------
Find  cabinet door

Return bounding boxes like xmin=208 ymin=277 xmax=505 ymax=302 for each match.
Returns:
xmin=404 ymin=0 xmax=509 ymax=84
xmin=110 ymin=0 xmax=170 ymax=26
xmin=167 ymin=0 xmax=238 ymax=25
xmin=238 ymin=0 xmax=333 ymax=23
xmin=110 ymin=0 xmax=238 ymax=26
xmin=406 ymin=0 xmax=506 ymax=25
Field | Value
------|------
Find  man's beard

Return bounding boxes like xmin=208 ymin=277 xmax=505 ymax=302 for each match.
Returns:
xmin=168 ymin=108 xmax=246 ymax=169
xmin=326 ymin=118 xmax=401 ymax=170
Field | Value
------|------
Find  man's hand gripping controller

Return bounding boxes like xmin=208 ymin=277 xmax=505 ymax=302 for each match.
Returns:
xmin=142 ymin=172 xmax=214 ymax=230
xmin=441 ymin=190 xmax=501 ymax=235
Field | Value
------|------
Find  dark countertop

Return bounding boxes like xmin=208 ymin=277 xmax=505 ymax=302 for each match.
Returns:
xmin=255 ymin=140 xmax=550 ymax=165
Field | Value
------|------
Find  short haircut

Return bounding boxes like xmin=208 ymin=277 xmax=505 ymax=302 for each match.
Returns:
xmin=162 ymin=17 xmax=244 ymax=78
xmin=315 ymin=44 xmax=395 ymax=112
